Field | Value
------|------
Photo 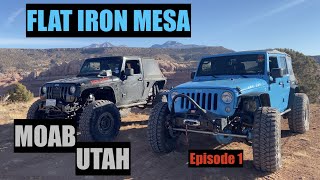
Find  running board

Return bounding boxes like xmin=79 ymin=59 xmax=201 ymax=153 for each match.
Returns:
xmin=118 ymin=101 xmax=147 ymax=108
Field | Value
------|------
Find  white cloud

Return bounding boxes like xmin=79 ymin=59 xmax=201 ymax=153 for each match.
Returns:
xmin=220 ymin=0 xmax=307 ymax=35
xmin=5 ymin=8 xmax=24 ymax=27
xmin=243 ymin=0 xmax=306 ymax=25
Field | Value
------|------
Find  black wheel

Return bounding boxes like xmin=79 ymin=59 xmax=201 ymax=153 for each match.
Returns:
xmin=288 ymin=93 xmax=310 ymax=133
xmin=78 ymin=100 xmax=121 ymax=142
xmin=253 ymin=107 xmax=281 ymax=172
xmin=152 ymin=90 xmax=168 ymax=106
xmin=147 ymin=102 xmax=178 ymax=153
xmin=27 ymin=99 xmax=45 ymax=119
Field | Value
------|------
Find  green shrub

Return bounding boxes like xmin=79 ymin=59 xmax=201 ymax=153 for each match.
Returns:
xmin=7 ymin=83 xmax=33 ymax=102
xmin=277 ymin=48 xmax=320 ymax=103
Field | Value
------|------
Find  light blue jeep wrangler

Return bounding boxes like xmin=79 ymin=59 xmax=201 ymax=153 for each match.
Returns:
xmin=147 ymin=50 xmax=310 ymax=172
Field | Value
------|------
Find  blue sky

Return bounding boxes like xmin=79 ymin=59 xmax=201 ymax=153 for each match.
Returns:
xmin=0 ymin=0 xmax=319 ymax=55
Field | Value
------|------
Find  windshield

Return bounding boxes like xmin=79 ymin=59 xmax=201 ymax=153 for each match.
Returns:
xmin=79 ymin=57 xmax=123 ymax=76
xmin=197 ymin=54 xmax=265 ymax=76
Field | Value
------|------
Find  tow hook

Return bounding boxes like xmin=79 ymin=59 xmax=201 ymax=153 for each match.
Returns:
xmin=183 ymin=119 xmax=201 ymax=127
xmin=183 ymin=119 xmax=201 ymax=146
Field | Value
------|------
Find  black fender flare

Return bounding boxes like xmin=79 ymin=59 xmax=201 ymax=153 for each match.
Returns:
xmin=239 ymin=92 xmax=271 ymax=107
xmin=80 ymin=86 xmax=117 ymax=103
xmin=154 ymin=80 xmax=166 ymax=90
xmin=288 ymin=85 xmax=299 ymax=107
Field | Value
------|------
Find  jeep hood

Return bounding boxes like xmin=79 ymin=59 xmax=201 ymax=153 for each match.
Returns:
xmin=175 ymin=78 xmax=268 ymax=93
xmin=46 ymin=76 xmax=116 ymax=85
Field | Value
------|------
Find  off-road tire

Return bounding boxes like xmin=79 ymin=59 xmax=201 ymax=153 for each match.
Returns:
xmin=148 ymin=102 xmax=177 ymax=153
xmin=288 ymin=93 xmax=310 ymax=133
xmin=27 ymin=99 xmax=44 ymax=119
xmin=78 ymin=100 xmax=121 ymax=142
xmin=152 ymin=90 xmax=168 ymax=106
xmin=253 ymin=107 xmax=281 ymax=172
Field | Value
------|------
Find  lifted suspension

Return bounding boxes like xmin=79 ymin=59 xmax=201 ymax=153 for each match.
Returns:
xmin=170 ymin=93 xmax=250 ymax=140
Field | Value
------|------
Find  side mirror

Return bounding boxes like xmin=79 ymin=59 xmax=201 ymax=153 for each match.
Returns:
xmin=191 ymin=72 xmax=196 ymax=79
xmin=125 ymin=68 xmax=134 ymax=76
xmin=271 ymin=68 xmax=284 ymax=79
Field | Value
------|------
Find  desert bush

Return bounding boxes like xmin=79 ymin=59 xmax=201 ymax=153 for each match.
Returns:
xmin=277 ymin=48 xmax=320 ymax=103
xmin=7 ymin=83 xmax=33 ymax=102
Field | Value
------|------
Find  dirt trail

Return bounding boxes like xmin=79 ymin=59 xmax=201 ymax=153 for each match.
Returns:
xmin=0 ymin=105 xmax=319 ymax=179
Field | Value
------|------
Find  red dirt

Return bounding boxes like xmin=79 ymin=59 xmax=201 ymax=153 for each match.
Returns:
xmin=0 ymin=105 xmax=319 ymax=179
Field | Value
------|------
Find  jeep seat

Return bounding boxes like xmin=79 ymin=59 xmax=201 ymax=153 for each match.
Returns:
xmin=234 ymin=63 xmax=246 ymax=74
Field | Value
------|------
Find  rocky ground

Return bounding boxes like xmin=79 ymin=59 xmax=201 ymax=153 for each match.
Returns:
xmin=0 ymin=99 xmax=319 ymax=179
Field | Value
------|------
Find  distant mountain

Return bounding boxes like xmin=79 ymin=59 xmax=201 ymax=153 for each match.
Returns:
xmin=83 ymin=42 xmax=126 ymax=48
xmin=150 ymin=41 xmax=207 ymax=49
xmin=0 ymin=46 xmax=233 ymax=74
xmin=84 ymin=41 xmax=210 ymax=49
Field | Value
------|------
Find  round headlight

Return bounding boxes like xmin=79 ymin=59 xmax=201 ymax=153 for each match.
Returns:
xmin=222 ymin=91 xmax=233 ymax=103
xmin=69 ymin=86 xmax=76 ymax=94
xmin=171 ymin=91 xmax=179 ymax=100
xmin=41 ymin=86 xmax=47 ymax=94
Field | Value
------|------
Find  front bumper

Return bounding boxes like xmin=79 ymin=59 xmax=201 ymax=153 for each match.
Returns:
xmin=169 ymin=94 xmax=248 ymax=139
xmin=38 ymin=100 xmax=80 ymax=119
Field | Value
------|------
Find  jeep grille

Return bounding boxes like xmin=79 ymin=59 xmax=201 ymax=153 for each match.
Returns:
xmin=172 ymin=89 xmax=235 ymax=116
xmin=46 ymin=85 xmax=69 ymax=100
xmin=179 ymin=91 xmax=218 ymax=110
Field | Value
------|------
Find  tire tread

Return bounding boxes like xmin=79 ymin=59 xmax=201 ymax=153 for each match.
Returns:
xmin=253 ymin=107 xmax=281 ymax=172
xmin=147 ymin=102 xmax=176 ymax=153
xmin=288 ymin=93 xmax=309 ymax=133
xmin=78 ymin=100 xmax=121 ymax=142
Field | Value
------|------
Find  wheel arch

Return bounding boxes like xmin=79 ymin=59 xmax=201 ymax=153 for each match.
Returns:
xmin=153 ymin=80 xmax=166 ymax=90
xmin=239 ymin=92 xmax=271 ymax=107
xmin=149 ymin=80 xmax=167 ymax=98
xmin=81 ymin=87 xmax=117 ymax=104
xmin=288 ymin=85 xmax=300 ymax=107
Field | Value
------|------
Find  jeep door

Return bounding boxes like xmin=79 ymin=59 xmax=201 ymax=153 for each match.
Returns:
xmin=278 ymin=55 xmax=290 ymax=109
xmin=268 ymin=55 xmax=290 ymax=112
xmin=121 ymin=59 xmax=144 ymax=104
